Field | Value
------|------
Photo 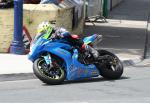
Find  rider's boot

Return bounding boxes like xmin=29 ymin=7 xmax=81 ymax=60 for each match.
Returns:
xmin=84 ymin=45 xmax=99 ymax=60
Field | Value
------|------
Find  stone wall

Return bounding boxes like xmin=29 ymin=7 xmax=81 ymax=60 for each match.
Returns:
xmin=23 ymin=4 xmax=60 ymax=38
xmin=0 ymin=9 xmax=13 ymax=52
xmin=0 ymin=4 xmax=84 ymax=53
xmin=23 ymin=4 xmax=84 ymax=38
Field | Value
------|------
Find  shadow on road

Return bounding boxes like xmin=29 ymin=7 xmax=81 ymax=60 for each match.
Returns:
xmin=43 ymin=76 xmax=130 ymax=86
xmin=64 ymin=76 xmax=130 ymax=85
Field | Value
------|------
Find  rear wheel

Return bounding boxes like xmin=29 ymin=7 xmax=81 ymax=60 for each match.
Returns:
xmin=96 ymin=50 xmax=123 ymax=79
xmin=33 ymin=56 xmax=66 ymax=85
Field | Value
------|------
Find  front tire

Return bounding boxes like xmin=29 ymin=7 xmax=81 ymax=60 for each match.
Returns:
xmin=96 ymin=50 xmax=123 ymax=79
xmin=33 ymin=57 xmax=66 ymax=85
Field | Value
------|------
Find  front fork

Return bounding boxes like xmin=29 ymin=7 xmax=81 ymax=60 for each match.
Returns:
xmin=43 ymin=53 xmax=53 ymax=68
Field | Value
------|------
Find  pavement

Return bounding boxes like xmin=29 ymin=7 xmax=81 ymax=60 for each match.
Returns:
xmin=1 ymin=0 xmax=150 ymax=79
xmin=0 ymin=54 xmax=32 ymax=75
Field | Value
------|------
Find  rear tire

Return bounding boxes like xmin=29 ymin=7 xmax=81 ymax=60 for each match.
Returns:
xmin=33 ymin=57 xmax=66 ymax=85
xmin=96 ymin=50 xmax=123 ymax=79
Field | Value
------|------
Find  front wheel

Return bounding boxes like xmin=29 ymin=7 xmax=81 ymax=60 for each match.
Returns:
xmin=33 ymin=57 xmax=66 ymax=85
xmin=96 ymin=50 xmax=123 ymax=79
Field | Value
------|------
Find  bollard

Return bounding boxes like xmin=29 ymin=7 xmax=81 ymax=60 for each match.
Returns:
xmin=10 ymin=0 xmax=25 ymax=54
xmin=103 ymin=0 xmax=108 ymax=18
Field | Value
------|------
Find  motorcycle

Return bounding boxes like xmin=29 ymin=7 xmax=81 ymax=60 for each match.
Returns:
xmin=28 ymin=34 xmax=123 ymax=85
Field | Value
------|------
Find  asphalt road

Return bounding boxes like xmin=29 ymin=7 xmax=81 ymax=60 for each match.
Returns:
xmin=0 ymin=66 xmax=150 ymax=103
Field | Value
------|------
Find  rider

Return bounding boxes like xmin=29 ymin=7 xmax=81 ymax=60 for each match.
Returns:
xmin=37 ymin=21 xmax=100 ymax=59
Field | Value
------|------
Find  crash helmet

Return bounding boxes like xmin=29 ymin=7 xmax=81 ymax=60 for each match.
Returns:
xmin=37 ymin=21 xmax=54 ymax=36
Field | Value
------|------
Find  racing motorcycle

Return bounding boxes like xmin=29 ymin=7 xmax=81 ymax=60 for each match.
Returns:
xmin=28 ymin=34 xmax=123 ymax=85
